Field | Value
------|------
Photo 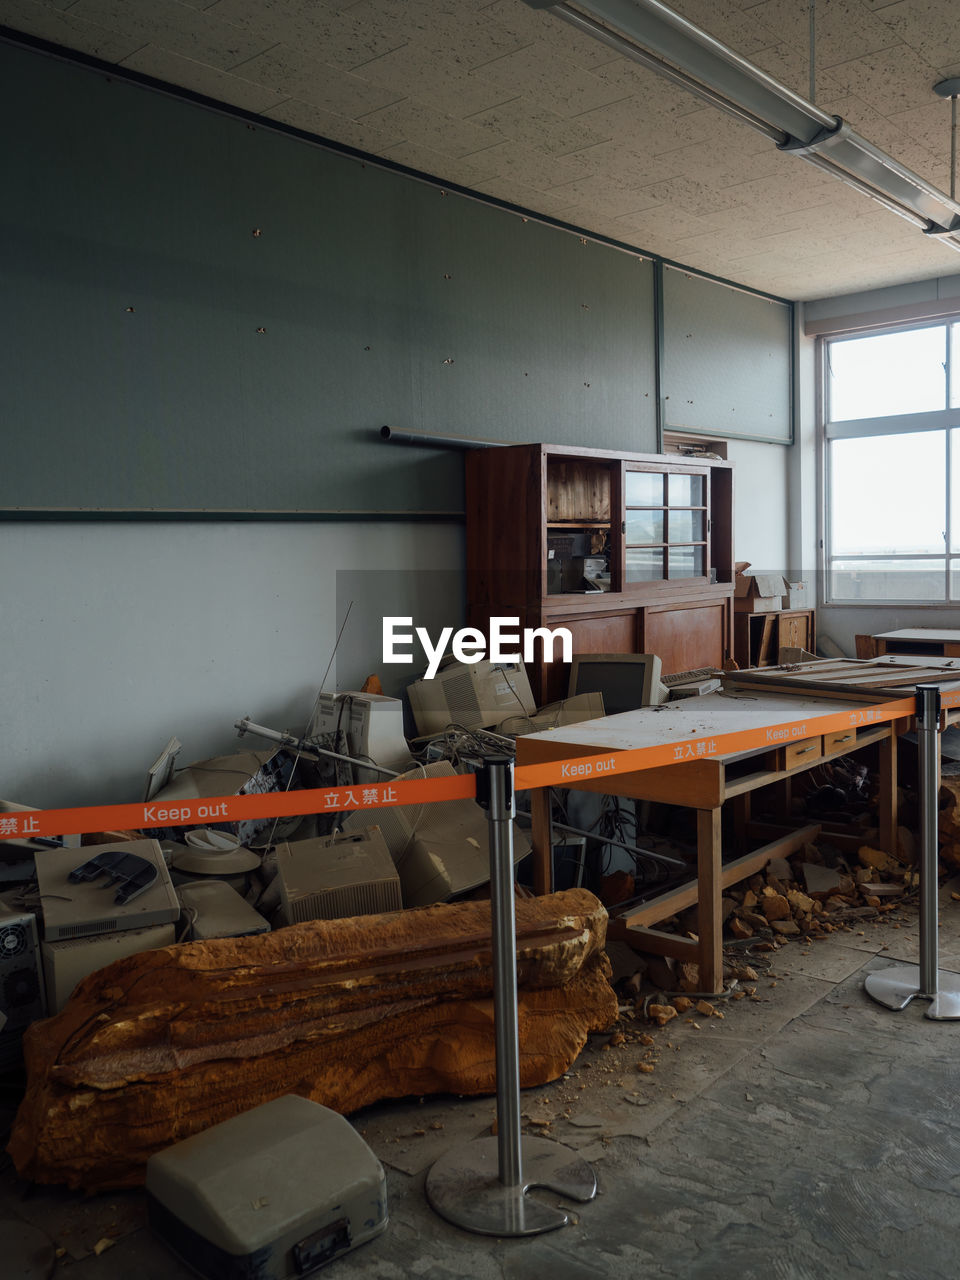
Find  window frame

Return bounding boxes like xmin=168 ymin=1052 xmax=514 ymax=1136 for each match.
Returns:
xmin=819 ymin=317 xmax=960 ymax=608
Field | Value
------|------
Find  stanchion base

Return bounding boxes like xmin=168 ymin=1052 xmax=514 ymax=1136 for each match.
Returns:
xmin=864 ymin=964 xmax=960 ymax=1020
xmin=425 ymin=1135 xmax=596 ymax=1237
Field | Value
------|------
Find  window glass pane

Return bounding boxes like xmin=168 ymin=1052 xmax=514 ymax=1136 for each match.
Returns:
xmin=951 ymin=325 xmax=960 ymax=409
xmin=952 ymin=563 xmax=960 ymax=601
xmin=953 ymin=428 xmax=960 ymax=553
xmin=625 ymin=510 xmax=664 ymax=543
xmin=829 ymin=560 xmax=946 ymax=602
xmin=827 ymin=327 xmax=946 ymax=421
xmin=668 ymin=546 xmax=704 ymax=578
xmin=830 ymin=432 xmax=945 ymax=556
xmin=625 ymin=548 xmax=664 ymax=581
xmin=625 ymin=472 xmax=663 ymax=505
xmin=667 ymin=474 xmax=704 ymax=506
xmin=667 ymin=509 xmax=704 ymax=542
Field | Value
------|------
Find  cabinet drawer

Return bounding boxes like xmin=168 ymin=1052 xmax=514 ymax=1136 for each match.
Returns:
xmin=779 ymin=736 xmax=823 ymax=770
xmin=824 ymin=728 xmax=857 ymax=756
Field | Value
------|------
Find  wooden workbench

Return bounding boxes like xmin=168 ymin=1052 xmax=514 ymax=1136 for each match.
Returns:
xmin=872 ymin=628 xmax=960 ymax=659
xmin=516 ymin=689 xmax=901 ymax=995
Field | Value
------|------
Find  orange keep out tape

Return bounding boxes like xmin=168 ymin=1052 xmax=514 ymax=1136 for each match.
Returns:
xmin=1 ymin=691 xmax=955 ymax=843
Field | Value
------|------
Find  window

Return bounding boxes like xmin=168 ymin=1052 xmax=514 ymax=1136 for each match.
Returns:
xmin=822 ymin=321 xmax=959 ymax=604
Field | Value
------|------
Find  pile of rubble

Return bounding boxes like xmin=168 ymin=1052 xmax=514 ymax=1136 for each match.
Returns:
xmin=721 ymin=839 xmax=916 ymax=944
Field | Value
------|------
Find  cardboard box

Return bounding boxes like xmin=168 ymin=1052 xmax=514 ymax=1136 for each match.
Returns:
xmin=734 ymin=562 xmax=785 ymax=612
xmin=785 ymin=580 xmax=808 ymax=609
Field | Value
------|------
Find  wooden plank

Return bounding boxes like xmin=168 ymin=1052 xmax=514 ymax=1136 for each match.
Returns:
xmin=878 ymin=726 xmax=897 ymax=856
xmin=617 ymin=822 xmax=822 ymax=930
xmin=697 ymin=809 xmax=723 ymax=995
xmin=606 ymin=921 xmax=699 ymax=960
xmin=757 ymin=614 xmax=776 ymax=666
xmin=530 ymin=787 xmax=553 ymax=896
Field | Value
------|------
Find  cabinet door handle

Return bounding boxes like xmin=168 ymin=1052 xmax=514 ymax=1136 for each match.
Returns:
xmin=794 ymin=744 xmax=817 ymax=755
xmin=833 ymin=733 xmax=853 ymax=744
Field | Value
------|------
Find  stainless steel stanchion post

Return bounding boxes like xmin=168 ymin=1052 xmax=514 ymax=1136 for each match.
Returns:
xmin=865 ymin=685 xmax=960 ymax=1019
xmin=425 ymin=756 xmax=597 ymax=1236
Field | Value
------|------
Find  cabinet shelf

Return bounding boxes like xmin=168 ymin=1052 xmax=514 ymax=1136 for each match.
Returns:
xmin=546 ymin=520 xmax=611 ymax=528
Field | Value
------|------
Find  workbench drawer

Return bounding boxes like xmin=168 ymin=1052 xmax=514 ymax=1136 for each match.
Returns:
xmin=778 ymin=736 xmax=823 ymax=770
xmin=824 ymin=728 xmax=857 ymax=756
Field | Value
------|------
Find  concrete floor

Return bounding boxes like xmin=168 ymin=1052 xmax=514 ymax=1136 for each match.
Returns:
xmin=4 ymin=884 xmax=960 ymax=1280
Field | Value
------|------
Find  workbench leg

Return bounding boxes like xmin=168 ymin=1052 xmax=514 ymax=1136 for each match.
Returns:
xmin=732 ymin=794 xmax=751 ymax=849
xmin=697 ymin=808 xmax=723 ymax=996
xmin=529 ymin=788 xmax=553 ymax=896
xmin=772 ymin=777 xmax=792 ymax=823
xmin=878 ymin=727 xmax=898 ymax=856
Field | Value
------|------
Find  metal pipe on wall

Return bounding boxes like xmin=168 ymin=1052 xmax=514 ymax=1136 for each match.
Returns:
xmin=379 ymin=425 xmax=506 ymax=450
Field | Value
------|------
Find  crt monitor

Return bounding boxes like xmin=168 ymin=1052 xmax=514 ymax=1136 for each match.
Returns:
xmin=567 ymin=653 xmax=667 ymax=714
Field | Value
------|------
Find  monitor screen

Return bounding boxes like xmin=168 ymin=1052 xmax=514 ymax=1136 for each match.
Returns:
xmin=567 ymin=653 xmax=665 ymax=715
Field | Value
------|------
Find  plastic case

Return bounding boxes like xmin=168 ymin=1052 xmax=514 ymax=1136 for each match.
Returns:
xmin=276 ymin=828 xmax=401 ymax=925
xmin=146 ymin=1095 xmax=388 ymax=1280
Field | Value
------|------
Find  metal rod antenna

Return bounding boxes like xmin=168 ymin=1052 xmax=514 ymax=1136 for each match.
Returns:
xmin=234 ymin=717 xmax=400 ymax=777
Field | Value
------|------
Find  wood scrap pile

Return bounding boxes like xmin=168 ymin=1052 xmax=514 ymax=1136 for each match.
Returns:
xmin=8 ymin=889 xmax=617 ymax=1192
xmin=721 ymin=838 xmax=915 ymax=945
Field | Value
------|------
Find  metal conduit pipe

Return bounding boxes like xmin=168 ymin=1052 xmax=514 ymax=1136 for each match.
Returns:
xmin=516 ymin=808 xmax=687 ymax=870
xmin=379 ymin=425 xmax=506 ymax=450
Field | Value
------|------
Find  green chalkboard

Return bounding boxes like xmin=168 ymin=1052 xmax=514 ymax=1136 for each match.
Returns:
xmin=662 ymin=267 xmax=793 ymax=443
xmin=1 ymin=42 xmax=658 ymax=515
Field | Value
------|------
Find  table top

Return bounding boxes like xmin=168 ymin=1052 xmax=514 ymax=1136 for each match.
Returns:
xmin=874 ymin=628 xmax=960 ymax=642
xmin=516 ymin=688 xmax=882 ymax=764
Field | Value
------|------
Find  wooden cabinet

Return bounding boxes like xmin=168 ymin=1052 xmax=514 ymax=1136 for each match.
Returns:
xmin=733 ymin=608 xmax=816 ymax=669
xmin=465 ymin=443 xmax=735 ymax=704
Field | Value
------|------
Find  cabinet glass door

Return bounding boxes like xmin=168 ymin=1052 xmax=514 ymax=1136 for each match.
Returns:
xmin=624 ymin=465 xmax=709 ymax=584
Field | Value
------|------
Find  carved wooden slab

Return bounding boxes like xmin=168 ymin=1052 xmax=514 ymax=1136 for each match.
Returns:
xmin=9 ymin=889 xmax=616 ymax=1190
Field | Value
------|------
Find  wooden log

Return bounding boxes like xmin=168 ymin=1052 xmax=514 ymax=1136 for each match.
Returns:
xmin=8 ymin=890 xmax=616 ymax=1191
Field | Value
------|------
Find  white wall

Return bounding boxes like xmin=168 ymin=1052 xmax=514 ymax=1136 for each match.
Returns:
xmin=0 ymin=520 xmax=464 ymax=810
xmin=725 ymin=438 xmax=789 ymax=573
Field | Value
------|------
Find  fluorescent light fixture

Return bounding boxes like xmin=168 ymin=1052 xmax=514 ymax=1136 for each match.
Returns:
xmin=525 ymin=0 xmax=960 ymax=250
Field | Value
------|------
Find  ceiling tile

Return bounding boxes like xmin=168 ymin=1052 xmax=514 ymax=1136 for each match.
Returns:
xmin=464 ymin=97 xmax=611 ymax=157
xmin=0 ymin=0 xmax=147 ymax=61
xmin=872 ymin=0 xmax=960 ymax=70
xmin=469 ymin=41 xmax=633 ymax=118
xmin=746 ymin=0 xmax=901 ymax=70
xmin=119 ymin=43 xmax=289 ymax=112
xmin=355 ymin=96 xmax=508 ymax=159
xmin=351 ymin=44 xmax=518 ymax=119
xmin=460 ymin=138 xmax=599 ymax=189
xmin=70 ymin=0 xmax=272 ymax=71
xmin=546 ymin=172 xmax=666 ymax=218
xmin=564 ymin=139 xmax=684 ymax=186
xmin=666 ymin=0 xmax=777 ymax=56
xmin=828 ymin=41 xmax=943 ymax=114
xmin=479 ymin=0 xmax=623 ymax=71
xmin=231 ymin=43 xmax=401 ymax=117
xmin=207 ymin=0 xmax=406 ymax=71
xmin=346 ymin=0 xmax=532 ymax=71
